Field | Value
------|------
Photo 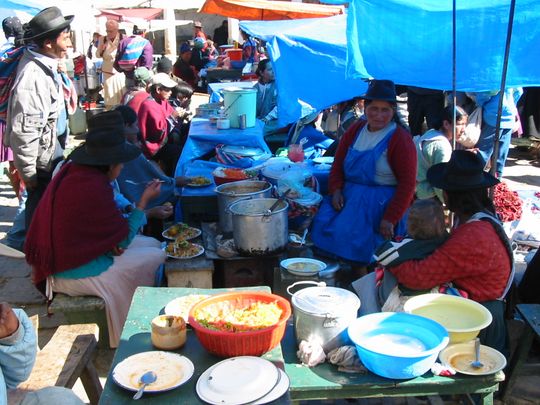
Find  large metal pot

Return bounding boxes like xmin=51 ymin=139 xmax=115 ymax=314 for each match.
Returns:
xmin=229 ymin=198 xmax=289 ymax=256
xmin=287 ymin=281 xmax=361 ymax=352
xmin=215 ymin=180 xmax=273 ymax=235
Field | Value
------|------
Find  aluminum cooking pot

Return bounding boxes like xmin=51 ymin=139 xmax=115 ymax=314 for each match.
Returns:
xmin=287 ymin=281 xmax=361 ymax=352
xmin=215 ymin=180 xmax=273 ymax=235
xmin=229 ymin=198 xmax=288 ymax=256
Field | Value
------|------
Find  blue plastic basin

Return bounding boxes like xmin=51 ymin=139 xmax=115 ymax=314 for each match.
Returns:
xmin=348 ymin=312 xmax=449 ymax=379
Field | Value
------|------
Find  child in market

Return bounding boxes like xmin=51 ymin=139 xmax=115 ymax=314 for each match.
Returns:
xmin=373 ymin=199 xmax=457 ymax=312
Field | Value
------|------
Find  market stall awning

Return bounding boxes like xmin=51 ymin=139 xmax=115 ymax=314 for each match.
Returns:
xmin=200 ymin=0 xmax=344 ymax=20
xmin=346 ymin=0 xmax=540 ymax=90
xmin=98 ymin=8 xmax=163 ymax=22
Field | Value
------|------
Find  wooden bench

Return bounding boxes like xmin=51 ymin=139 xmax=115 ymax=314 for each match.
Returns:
xmin=7 ymin=322 xmax=102 ymax=405
xmin=49 ymin=294 xmax=109 ymax=348
xmin=500 ymin=303 xmax=540 ymax=400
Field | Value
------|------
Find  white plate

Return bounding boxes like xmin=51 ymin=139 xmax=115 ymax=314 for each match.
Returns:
xmin=280 ymin=258 xmax=326 ymax=276
xmin=165 ymin=243 xmax=205 ymax=260
xmin=252 ymin=368 xmax=290 ymax=404
xmin=164 ymin=295 xmax=211 ymax=323
xmin=312 ymin=156 xmax=334 ymax=165
xmin=162 ymin=224 xmax=202 ymax=241
xmin=112 ymin=351 xmax=194 ymax=393
xmin=196 ymin=356 xmax=280 ymax=405
xmin=439 ymin=342 xmax=507 ymax=376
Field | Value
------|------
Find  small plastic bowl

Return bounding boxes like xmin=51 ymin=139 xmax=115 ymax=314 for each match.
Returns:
xmin=403 ymin=294 xmax=492 ymax=344
xmin=348 ymin=312 xmax=449 ymax=379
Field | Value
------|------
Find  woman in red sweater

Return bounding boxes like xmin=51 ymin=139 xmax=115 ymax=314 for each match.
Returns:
xmin=311 ymin=80 xmax=417 ymax=270
xmin=389 ymin=150 xmax=513 ymax=354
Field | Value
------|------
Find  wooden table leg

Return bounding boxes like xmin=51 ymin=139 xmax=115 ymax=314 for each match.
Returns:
xmin=80 ymin=361 xmax=103 ymax=405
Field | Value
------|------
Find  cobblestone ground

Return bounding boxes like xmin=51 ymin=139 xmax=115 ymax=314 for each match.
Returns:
xmin=1 ymin=144 xmax=539 ymax=404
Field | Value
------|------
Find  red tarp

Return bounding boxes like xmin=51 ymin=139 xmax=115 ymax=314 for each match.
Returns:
xmin=200 ymin=0 xmax=344 ymax=20
xmin=98 ymin=8 xmax=163 ymax=22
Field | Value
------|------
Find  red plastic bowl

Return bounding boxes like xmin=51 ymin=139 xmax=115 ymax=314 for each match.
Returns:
xmin=188 ymin=292 xmax=291 ymax=357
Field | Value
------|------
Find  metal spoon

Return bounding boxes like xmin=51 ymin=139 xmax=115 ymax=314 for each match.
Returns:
xmin=133 ymin=370 xmax=157 ymax=400
xmin=471 ymin=338 xmax=484 ymax=369
xmin=125 ymin=179 xmax=166 ymax=186
xmin=299 ymin=228 xmax=308 ymax=246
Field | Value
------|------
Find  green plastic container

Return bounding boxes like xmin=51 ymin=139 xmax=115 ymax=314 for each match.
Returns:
xmin=223 ymin=87 xmax=257 ymax=128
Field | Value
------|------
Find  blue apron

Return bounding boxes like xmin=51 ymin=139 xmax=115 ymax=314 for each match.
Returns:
xmin=311 ymin=127 xmax=407 ymax=263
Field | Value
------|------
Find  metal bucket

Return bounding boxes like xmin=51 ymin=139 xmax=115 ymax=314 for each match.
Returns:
xmin=229 ymin=198 xmax=289 ymax=256
xmin=215 ymin=180 xmax=273 ymax=234
xmin=287 ymin=281 xmax=361 ymax=352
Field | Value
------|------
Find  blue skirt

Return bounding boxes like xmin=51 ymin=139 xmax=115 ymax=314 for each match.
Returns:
xmin=311 ymin=181 xmax=407 ymax=263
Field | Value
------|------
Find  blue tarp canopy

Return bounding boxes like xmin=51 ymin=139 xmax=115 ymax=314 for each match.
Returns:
xmin=241 ymin=15 xmax=368 ymax=127
xmin=347 ymin=0 xmax=540 ymax=91
xmin=241 ymin=0 xmax=540 ymax=126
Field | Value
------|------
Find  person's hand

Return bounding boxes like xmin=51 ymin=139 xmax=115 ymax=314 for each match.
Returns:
xmin=111 ymin=246 xmax=125 ymax=256
xmin=379 ymin=219 xmax=394 ymax=240
xmin=331 ymin=189 xmax=344 ymax=211
xmin=0 ymin=302 xmax=19 ymax=339
xmin=146 ymin=205 xmax=173 ymax=220
xmin=175 ymin=176 xmax=191 ymax=187
xmin=137 ymin=180 xmax=162 ymax=210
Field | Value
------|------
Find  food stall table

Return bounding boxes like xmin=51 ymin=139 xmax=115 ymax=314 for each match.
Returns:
xmin=99 ymin=286 xmax=289 ymax=404
xmin=100 ymin=288 xmax=504 ymax=405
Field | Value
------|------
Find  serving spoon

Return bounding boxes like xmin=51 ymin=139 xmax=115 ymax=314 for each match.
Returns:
xmin=471 ymin=338 xmax=484 ymax=369
xmin=133 ymin=370 xmax=157 ymax=400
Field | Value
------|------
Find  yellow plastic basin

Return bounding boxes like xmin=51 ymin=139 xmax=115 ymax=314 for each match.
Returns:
xmin=403 ymin=294 xmax=492 ymax=343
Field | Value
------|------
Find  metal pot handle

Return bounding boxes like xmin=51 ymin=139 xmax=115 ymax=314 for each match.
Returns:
xmin=225 ymin=196 xmax=253 ymax=215
xmin=286 ymin=281 xmax=326 ymax=297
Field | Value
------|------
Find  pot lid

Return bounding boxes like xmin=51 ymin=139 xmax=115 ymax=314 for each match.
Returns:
xmin=292 ymin=286 xmax=360 ymax=316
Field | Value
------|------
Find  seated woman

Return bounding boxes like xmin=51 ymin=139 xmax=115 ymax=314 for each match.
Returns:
xmin=415 ymin=105 xmax=468 ymax=203
xmin=254 ymin=59 xmax=279 ymax=133
xmin=385 ymin=150 xmax=513 ymax=354
xmin=138 ymin=73 xmax=183 ymax=177
xmin=24 ymin=126 xmax=167 ymax=348
xmin=311 ymin=80 xmax=417 ymax=274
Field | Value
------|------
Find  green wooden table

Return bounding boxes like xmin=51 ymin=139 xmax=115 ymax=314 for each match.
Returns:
xmin=99 ymin=286 xmax=289 ymax=404
xmin=100 ymin=286 xmax=504 ymax=405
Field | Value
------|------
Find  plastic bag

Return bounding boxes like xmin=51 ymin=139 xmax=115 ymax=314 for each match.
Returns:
xmin=277 ymin=164 xmax=312 ymax=199
xmin=458 ymin=107 xmax=482 ymax=148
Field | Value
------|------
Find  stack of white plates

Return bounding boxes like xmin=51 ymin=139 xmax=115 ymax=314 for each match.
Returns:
xmin=196 ymin=356 xmax=289 ymax=404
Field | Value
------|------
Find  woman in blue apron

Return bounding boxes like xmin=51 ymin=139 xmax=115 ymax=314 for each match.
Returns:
xmin=311 ymin=80 xmax=417 ymax=271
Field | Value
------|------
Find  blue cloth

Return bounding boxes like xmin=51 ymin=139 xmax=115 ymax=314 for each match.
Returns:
xmin=346 ymin=0 xmax=540 ymax=90
xmin=0 ymin=309 xmax=37 ymax=404
xmin=474 ymin=89 xmax=523 ymax=128
xmin=55 ymin=209 xmax=146 ymax=279
xmin=241 ymin=16 xmax=368 ymax=127
xmin=311 ymin=127 xmax=407 ymax=263
xmin=176 ymin=118 xmax=270 ymax=175
xmin=6 ymin=190 xmax=26 ymax=251
xmin=117 ymin=153 xmax=177 ymax=208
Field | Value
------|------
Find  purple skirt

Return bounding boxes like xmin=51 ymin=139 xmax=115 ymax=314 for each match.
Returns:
xmin=0 ymin=120 xmax=13 ymax=162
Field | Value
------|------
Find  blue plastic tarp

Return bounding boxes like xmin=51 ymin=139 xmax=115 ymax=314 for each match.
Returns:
xmin=346 ymin=0 xmax=540 ymax=91
xmin=241 ymin=15 xmax=368 ymax=127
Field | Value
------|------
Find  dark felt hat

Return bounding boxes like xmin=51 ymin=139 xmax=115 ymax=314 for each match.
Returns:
xmin=23 ymin=7 xmax=74 ymax=41
xmin=427 ymin=150 xmax=499 ymax=191
xmin=2 ymin=16 xmax=22 ymax=38
xmin=156 ymin=56 xmax=173 ymax=74
xmin=361 ymin=79 xmax=397 ymax=102
xmin=70 ymin=113 xmax=139 ymax=166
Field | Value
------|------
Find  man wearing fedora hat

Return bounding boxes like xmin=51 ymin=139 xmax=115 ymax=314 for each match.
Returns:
xmin=4 ymin=6 xmax=73 ymax=229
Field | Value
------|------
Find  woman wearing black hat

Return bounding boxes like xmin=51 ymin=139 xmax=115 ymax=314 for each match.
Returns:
xmin=311 ymin=80 xmax=417 ymax=273
xmin=24 ymin=127 xmax=167 ymax=348
xmin=387 ymin=150 xmax=514 ymax=354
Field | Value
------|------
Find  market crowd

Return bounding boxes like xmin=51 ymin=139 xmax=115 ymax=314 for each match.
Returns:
xmin=1 ymin=6 xmax=539 ymax=402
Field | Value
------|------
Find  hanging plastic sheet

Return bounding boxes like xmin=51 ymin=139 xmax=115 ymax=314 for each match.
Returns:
xmin=346 ymin=0 xmax=540 ymax=90
xmin=241 ymin=15 xmax=369 ymax=127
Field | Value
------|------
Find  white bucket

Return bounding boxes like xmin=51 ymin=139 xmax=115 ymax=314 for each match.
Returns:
xmin=223 ymin=87 xmax=257 ymax=128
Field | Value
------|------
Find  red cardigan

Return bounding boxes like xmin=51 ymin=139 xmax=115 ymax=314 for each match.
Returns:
xmin=328 ymin=120 xmax=417 ymax=224
xmin=138 ymin=97 xmax=175 ymax=157
xmin=389 ymin=220 xmax=512 ymax=302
